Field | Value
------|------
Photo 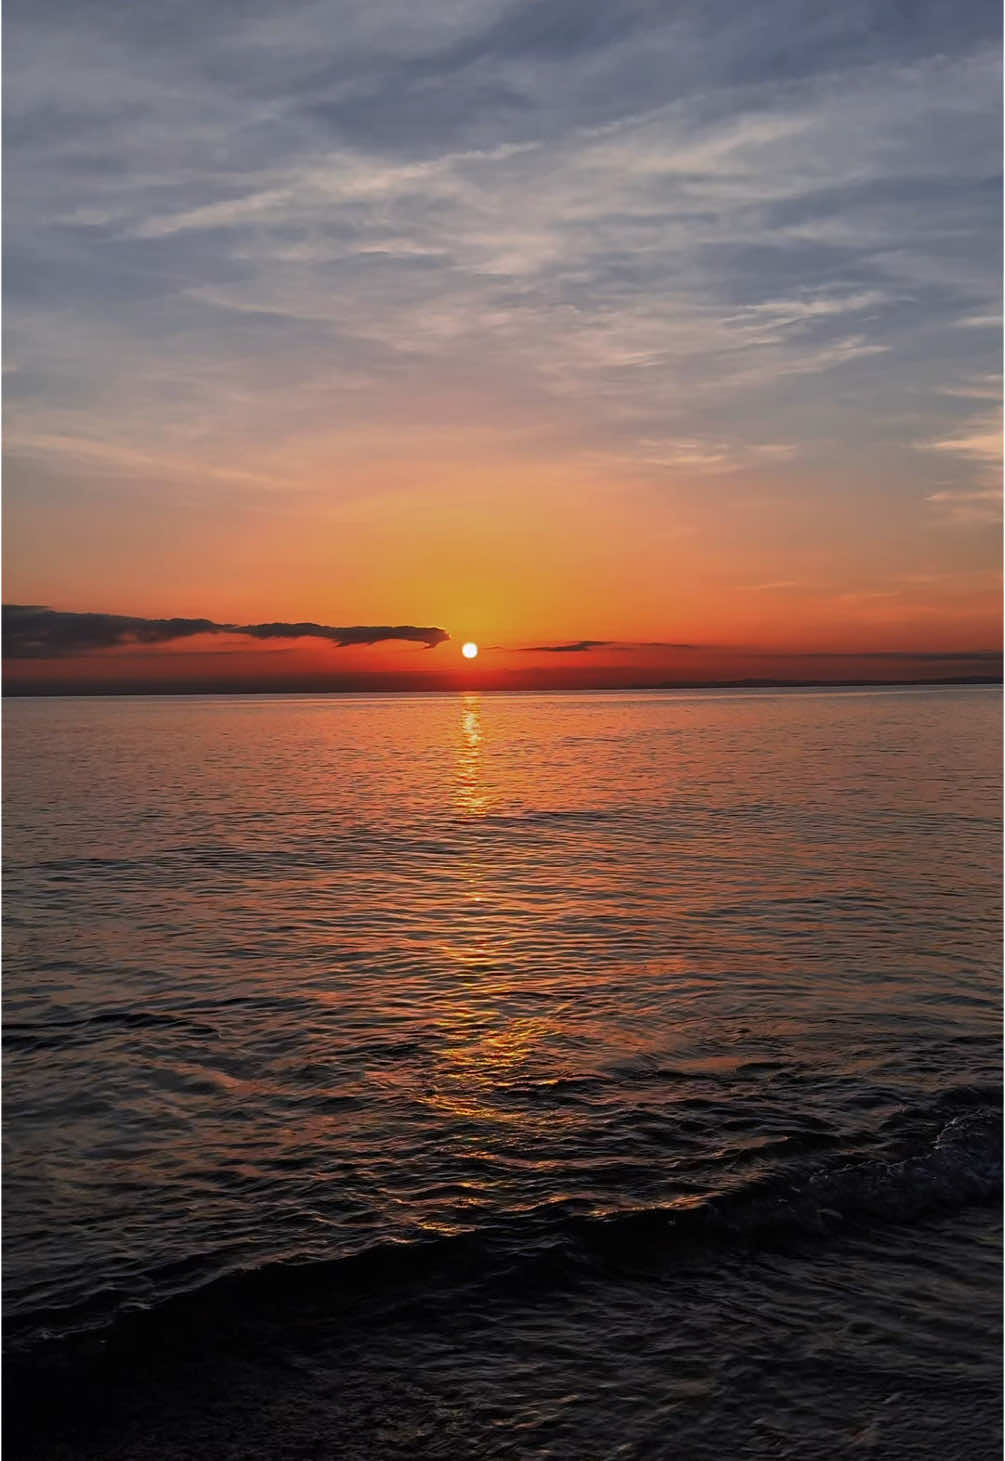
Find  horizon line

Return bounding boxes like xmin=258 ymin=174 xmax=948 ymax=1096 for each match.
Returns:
xmin=3 ymin=675 xmax=1001 ymax=699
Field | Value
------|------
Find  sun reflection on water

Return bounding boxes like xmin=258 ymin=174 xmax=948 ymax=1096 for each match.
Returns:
xmin=455 ymin=693 xmax=487 ymax=819
xmin=422 ymin=695 xmax=560 ymax=1138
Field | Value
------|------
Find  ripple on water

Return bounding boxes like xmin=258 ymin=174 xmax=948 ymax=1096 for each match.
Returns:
xmin=2 ymin=690 xmax=1001 ymax=1456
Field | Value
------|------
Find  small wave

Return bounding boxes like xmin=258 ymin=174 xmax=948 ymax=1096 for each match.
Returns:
xmin=7 ymin=1097 xmax=1000 ymax=1366
xmin=569 ymin=1102 xmax=1002 ymax=1263
xmin=3 ymin=1008 xmax=221 ymax=1052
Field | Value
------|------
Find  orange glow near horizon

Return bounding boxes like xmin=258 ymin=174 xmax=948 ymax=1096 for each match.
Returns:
xmin=2 ymin=450 xmax=1001 ymax=692
xmin=5 ymin=494 xmax=999 ymax=693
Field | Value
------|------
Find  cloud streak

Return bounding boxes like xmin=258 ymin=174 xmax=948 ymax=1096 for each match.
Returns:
xmin=2 ymin=606 xmax=449 ymax=658
xmin=519 ymin=640 xmax=701 ymax=653
xmin=5 ymin=2 xmax=999 ymax=499
xmin=520 ymin=639 xmax=611 ymax=653
xmin=515 ymin=640 xmax=1002 ymax=664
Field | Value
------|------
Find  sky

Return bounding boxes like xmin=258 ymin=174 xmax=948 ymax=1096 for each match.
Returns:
xmin=3 ymin=0 xmax=1002 ymax=691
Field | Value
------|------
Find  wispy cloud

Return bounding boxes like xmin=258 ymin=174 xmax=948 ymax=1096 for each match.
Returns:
xmin=923 ymin=488 xmax=1003 ymax=526
xmin=740 ymin=579 xmax=812 ymax=592
xmin=3 ymin=0 xmax=1001 ymax=616
xmin=916 ymin=407 xmax=1002 ymax=521
xmin=917 ymin=418 xmax=1002 ymax=468
xmin=6 ymin=7 xmax=999 ymax=484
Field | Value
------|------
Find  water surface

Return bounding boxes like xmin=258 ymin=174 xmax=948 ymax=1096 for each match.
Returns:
xmin=4 ymin=688 xmax=1001 ymax=1458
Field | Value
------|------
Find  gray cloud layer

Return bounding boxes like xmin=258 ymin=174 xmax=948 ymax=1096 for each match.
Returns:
xmin=4 ymin=0 xmax=1000 ymax=517
xmin=2 ymin=605 xmax=449 ymax=658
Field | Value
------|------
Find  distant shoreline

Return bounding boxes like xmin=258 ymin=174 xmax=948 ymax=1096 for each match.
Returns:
xmin=2 ymin=676 xmax=1001 ymax=698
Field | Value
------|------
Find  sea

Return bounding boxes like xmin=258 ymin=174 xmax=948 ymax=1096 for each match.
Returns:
xmin=3 ymin=687 xmax=1002 ymax=1459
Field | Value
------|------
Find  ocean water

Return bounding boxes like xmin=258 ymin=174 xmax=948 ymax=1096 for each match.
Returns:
xmin=3 ymin=687 xmax=1002 ymax=1459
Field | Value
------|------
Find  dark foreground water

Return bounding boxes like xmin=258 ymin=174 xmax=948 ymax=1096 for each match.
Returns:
xmin=4 ymin=688 xmax=1002 ymax=1459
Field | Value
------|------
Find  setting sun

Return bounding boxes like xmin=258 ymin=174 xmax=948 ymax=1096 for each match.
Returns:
xmin=461 ymin=642 xmax=479 ymax=659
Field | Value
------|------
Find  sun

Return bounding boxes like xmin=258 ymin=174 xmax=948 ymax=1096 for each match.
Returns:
xmin=461 ymin=641 xmax=479 ymax=659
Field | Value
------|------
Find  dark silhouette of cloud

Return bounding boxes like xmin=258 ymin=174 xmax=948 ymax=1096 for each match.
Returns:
xmin=518 ymin=641 xmax=1001 ymax=664
xmin=237 ymin=621 xmax=449 ymax=648
xmin=521 ymin=640 xmax=701 ymax=653
xmin=2 ymin=605 xmax=449 ymax=658
xmin=523 ymin=640 xmax=611 ymax=653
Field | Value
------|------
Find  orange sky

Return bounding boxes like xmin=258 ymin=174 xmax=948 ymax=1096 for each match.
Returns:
xmin=4 ymin=629 xmax=1001 ymax=695
xmin=4 ymin=450 xmax=1000 ymax=690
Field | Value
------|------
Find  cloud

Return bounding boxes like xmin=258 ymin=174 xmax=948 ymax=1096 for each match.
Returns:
xmin=520 ymin=639 xmax=611 ymax=653
xmin=917 ymin=414 xmax=1002 ymax=468
xmin=925 ymin=489 xmax=1001 ymax=504
xmin=520 ymin=639 xmax=700 ymax=653
xmin=3 ymin=0 xmax=1000 ymax=627
xmin=954 ymin=313 xmax=1003 ymax=330
xmin=4 ymin=3 xmax=999 ymax=500
xmin=241 ymin=621 xmax=448 ymax=647
xmin=923 ymin=487 xmax=1003 ymax=526
xmin=914 ymin=407 xmax=1002 ymax=521
xmin=740 ymin=579 xmax=811 ymax=592
xmin=2 ymin=605 xmax=449 ymax=658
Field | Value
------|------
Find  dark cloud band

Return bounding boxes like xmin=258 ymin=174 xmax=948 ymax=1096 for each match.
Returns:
xmin=2 ymin=605 xmax=449 ymax=658
xmin=519 ymin=641 xmax=1001 ymax=664
xmin=522 ymin=640 xmax=611 ymax=653
xmin=520 ymin=640 xmax=700 ymax=654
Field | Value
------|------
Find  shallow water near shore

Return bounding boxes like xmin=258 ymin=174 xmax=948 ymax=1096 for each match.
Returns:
xmin=4 ymin=687 xmax=1002 ymax=1458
